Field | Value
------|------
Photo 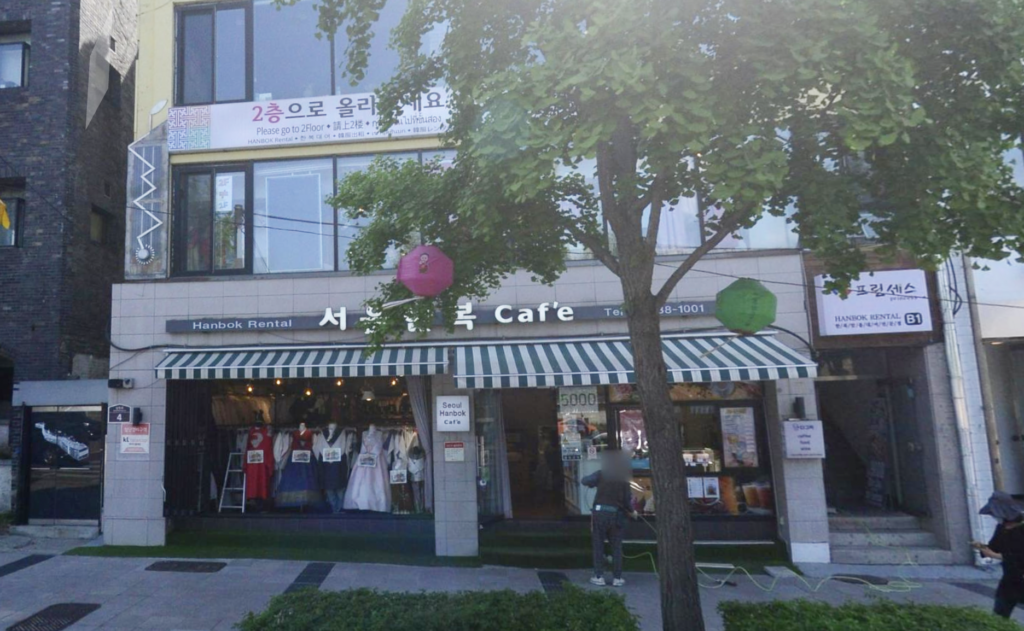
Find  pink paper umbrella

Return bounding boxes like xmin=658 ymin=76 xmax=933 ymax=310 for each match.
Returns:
xmin=396 ymin=245 xmax=454 ymax=297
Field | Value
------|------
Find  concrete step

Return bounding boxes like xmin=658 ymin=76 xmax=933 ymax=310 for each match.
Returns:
xmin=829 ymin=514 xmax=921 ymax=532
xmin=830 ymin=530 xmax=939 ymax=548
xmin=10 ymin=524 xmax=99 ymax=539
xmin=830 ymin=545 xmax=954 ymax=565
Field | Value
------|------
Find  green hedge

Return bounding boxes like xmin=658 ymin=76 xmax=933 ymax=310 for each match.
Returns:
xmin=237 ymin=587 xmax=639 ymax=631
xmin=720 ymin=600 xmax=1019 ymax=631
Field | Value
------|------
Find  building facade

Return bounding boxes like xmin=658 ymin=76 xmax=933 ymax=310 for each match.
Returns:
xmin=3 ymin=0 xmax=137 ymax=529
xmin=103 ymin=0 xmax=990 ymax=566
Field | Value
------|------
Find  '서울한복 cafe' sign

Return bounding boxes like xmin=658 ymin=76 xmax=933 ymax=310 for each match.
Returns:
xmin=165 ymin=300 xmax=716 ymax=334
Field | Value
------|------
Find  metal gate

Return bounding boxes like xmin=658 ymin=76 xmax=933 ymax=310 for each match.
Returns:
xmin=164 ymin=381 xmax=213 ymax=516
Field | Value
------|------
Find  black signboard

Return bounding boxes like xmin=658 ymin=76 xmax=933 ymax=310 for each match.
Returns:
xmin=108 ymin=404 xmax=133 ymax=424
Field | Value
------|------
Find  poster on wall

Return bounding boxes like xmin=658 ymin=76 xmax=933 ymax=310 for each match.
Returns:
xmin=720 ymin=407 xmax=758 ymax=468
xmin=618 ymin=410 xmax=647 ymax=461
xmin=119 ymin=424 xmax=151 ymax=456
xmin=815 ymin=269 xmax=933 ymax=336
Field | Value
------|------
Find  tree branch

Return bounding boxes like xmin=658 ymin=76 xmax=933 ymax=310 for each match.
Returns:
xmin=643 ymin=175 xmax=666 ymax=256
xmin=653 ymin=211 xmax=746 ymax=307
xmin=567 ymin=223 xmax=620 ymax=276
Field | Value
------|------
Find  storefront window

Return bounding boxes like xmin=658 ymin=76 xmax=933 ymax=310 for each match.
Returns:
xmin=182 ymin=172 xmax=213 ymax=272
xmin=335 ymin=0 xmax=406 ymax=93
xmin=213 ymin=172 xmax=247 ymax=270
xmin=608 ymin=382 xmax=774 ymax=519
xmin=253 ymin=0 xmax=332 ymax=101
xmin=177 ymin=5 xmax=247 ymax=105
xmin=170 ymin=377 xmax=430 ymax=516
xmin=254 ymin=159 xmax=335 ymax=274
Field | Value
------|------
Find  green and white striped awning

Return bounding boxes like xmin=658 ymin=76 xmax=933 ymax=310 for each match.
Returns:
xmin=453 ymin=334 xmax=816 ymax=388
xmin=156 ymin=346 xmax=448 ymax=380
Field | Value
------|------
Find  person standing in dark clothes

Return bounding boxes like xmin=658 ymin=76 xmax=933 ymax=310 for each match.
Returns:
xmin=973 ymin=492 xmax=1024 ymax=618
xmin=582 ymin=449 xmax=637 ymax=587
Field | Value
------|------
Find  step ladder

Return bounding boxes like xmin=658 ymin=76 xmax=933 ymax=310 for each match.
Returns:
xmin=218 ymin=452 xmax=247 ymax=513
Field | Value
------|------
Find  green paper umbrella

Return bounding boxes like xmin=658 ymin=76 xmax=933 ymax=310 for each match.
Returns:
xmin=715 ymin=278 xmax=777 ymax=335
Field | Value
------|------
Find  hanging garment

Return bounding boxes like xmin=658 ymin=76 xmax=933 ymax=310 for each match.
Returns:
xmin=271 ymin=430 xmax=292 ymax=494
xmin=343 ymin=426 xmax=392 ymax=512
xmin=244 ymin=425 xmax=275 ymax=501
xmin=275 ymin=430 xmax=322 ymax=508
xmin=316 ymin=428 xmax=354 ymax=513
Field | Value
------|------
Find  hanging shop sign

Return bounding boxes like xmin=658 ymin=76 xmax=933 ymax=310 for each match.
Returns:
xmin=167 ymin=88 xmax=451 ymax=153
xmin=815 ymin=269 xmax=932 ymax=337
xmin=119 ymin=423 xmax=151 ymax=455
xmin=783 ymin=420 xmax=825 ymax=459
xmin=165 ymin=299 xmax=716 ymax=334
xmin=436 ymin=396 xmax=471 ymax=432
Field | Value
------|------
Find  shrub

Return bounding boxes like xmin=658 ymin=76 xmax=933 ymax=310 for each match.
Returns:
xmin=237 ymin=586 xmax=639 ymax=631
xmin=720 ymin=600 xmax=1020 ymax=631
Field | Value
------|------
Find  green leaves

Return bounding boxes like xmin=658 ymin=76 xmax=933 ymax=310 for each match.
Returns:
xmin=298 ymin=0 xmax=1024 ymax=340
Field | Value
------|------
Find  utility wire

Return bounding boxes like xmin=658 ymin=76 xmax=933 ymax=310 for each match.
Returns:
xmin=655 ymin=261 xmax=1024 ymax=311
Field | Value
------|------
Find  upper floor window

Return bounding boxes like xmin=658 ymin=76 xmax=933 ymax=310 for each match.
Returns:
xmin=176 ymin=0 xmax=410 ymax=106
xmin=171 ymin=150 xmax=453 ymax=277
xmin=177 ymin=3 xmax=249 ymax=105
xmin=0 ymin=191 xmax=23 ymax=246
xmin=0 ymin=36 xmax=29 ymax=89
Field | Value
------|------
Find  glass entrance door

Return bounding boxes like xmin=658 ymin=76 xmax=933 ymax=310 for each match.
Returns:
xmin=27 ymin=406 xmax=105 ymax=522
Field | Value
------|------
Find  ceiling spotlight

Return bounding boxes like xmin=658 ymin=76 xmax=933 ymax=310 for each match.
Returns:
xmin=305 ymin=387 xmax=313 ymax=397
xmin=336 ymin=379 xmax=344 ymax=387
xmin=275 ymin=378 xmax=282 ymax=386
xmin=362 ymin=388 xmax=376 ymax=402
xmin=390 ymin=377 xmax=399 ymax=387
xmin=246 ymin=384 xmax=254 ymax=394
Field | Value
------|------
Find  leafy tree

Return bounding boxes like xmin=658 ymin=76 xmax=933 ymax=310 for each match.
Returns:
xmin=282 ymin=0 xmax=1024 ymax=628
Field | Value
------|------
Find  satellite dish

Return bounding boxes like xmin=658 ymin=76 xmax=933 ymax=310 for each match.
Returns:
xmin=150 ymin=100 xmax=168 ymax=116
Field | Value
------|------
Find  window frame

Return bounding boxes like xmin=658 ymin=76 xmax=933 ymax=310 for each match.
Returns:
xmin=0 ymin=195 xmax=23 ymax=247
xmin=170 ymin=150 xmax=452 ymax=278
xmin=174 ymin=2 xmax=253 ymax=107
xmin=172 ymin=162 xmax=253 ymax=277
xmin=0 ymin=40 xmax=29 ymax=89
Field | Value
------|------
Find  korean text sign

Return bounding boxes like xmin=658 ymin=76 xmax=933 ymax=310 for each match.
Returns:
xmin=815 ymin=269 xmax=932 ymax=337
xmin=168 ymin=88 xmax=450 ymax=153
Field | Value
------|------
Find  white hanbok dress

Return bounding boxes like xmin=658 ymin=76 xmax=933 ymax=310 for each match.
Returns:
xmin=343 ymin=426 xmax=392 ymax=512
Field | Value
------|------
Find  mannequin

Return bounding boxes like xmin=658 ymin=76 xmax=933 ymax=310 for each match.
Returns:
xmin=318 ymin=422 xmax=352 ymax=513
xmin=243 ymin=411 xmax=274 ymax=507
xmin=343 ymin=424 xmax=391 ymax=512
xmin=276 ymin=422 xmax=322 ymax=508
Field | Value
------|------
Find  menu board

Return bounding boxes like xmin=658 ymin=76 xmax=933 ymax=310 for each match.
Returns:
xmin=720 ymin=407 xmax=758 ymax=468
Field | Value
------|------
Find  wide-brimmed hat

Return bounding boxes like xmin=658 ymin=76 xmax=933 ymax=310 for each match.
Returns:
xmin=980 ymin=491 xmax=1024 ymax=521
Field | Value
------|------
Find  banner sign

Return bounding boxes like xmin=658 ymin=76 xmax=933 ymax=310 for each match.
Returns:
xmin=165 ymin=300 xmax=716 ymax=334
xmin=120 ymin=424 xmax=151 ymax=455
xmin=815 ymin=269 xmax=932 ymax=337
xmin=167 ymin=88 xmax=451 ymax=153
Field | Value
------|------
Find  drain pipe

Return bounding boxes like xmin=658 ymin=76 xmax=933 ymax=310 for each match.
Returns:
xmin=961 ymin=254 xmax=1005 ymax=491
xmin=937 ymin=259 xmax=987 ymax=554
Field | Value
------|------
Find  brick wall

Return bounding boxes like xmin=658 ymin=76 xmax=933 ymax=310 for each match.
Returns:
xmin=0 ymin=0 xmax=136 ymax=383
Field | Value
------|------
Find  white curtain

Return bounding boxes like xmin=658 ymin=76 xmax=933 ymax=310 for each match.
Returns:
xmin=406 ymin=376 xmax=434 ymax=511
xmin=493 ymin=392 xmax=514 ymax=519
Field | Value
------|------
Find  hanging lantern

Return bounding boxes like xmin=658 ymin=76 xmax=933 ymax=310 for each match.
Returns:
xmin=715 ymin=278 xmax=777 ymax=335
xmin=396 ymin=244 xmax=454 ymax=298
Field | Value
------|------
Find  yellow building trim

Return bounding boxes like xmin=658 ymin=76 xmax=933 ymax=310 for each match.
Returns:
xmin=169 ymin=137 xmax=446 ymax=164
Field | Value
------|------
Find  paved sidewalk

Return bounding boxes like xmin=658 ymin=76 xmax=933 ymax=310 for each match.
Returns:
xmin=0 ymin=546 xmax=1021 ymax=630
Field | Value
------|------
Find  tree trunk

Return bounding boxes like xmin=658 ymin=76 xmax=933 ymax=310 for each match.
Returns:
xmin=623 ymin=286 xmax=705 ymax=631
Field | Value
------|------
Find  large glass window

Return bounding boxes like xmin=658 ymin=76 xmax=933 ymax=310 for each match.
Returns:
xmin=0 ymin=39 xmax=29 ymax=89
xmin=176 ymin=168 xmax=248 ymax=274
xmin=336 ymin=152 xmax=420 ymax=270
xmin=178 ymin=5 xmax=248 ymax=105
xmin=254 ymin=159 xmax=334 ymax=274
xmin=334 ymin=0 xmax=406 ymax=94
xmin=253 ymin=0 xmax=332 ymax=101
